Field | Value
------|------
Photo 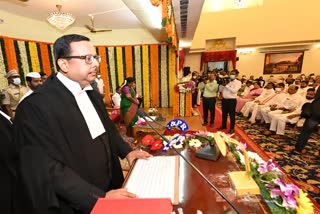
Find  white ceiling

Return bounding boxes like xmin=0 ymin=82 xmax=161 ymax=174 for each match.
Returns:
xmin=0 ymin=0 xmax=205 ymax=46
xmin=0 ymin=0 xmax=142 ymax=29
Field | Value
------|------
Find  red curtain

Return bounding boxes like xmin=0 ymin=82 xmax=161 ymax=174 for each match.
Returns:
xmin=201 ymin=50 xmax=237 ymax=70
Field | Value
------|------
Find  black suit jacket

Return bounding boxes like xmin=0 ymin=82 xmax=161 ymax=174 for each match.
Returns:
xmin=0 ymin=111 xmax=31 ymax=214
xmin=0 ymin=112 xmax=15 ymax=214
xmin=14 ymin=74 xmax=132 ymax=214
xmin=310 ymin=87 xmax=320 ymax=120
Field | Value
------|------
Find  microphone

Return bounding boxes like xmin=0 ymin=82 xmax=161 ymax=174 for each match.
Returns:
xmin=194 ymin=135 xmax=220 ymax=161
xmin=137 ymin=112 xmax=240 ymax=214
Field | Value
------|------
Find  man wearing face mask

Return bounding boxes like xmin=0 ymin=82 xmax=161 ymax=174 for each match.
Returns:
xmin=1 ymin=70 xmax=28 ymax=119
xmin=218 ymin=70 xmax=242 ymax=134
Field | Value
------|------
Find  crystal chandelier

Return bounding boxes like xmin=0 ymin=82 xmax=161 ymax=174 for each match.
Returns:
xmin=47 ymin=5 xmax=75 ymax=30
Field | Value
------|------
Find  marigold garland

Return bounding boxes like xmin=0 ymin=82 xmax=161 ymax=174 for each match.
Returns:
xmin=150 ymin=44 xmax=159 ymax=107
xmin=125 ymin=46 xmax=133 ymax=78
xmin=116 ymin=47 xmax=124 ymax=86
xmin=28 ymin=42 xmax=41 ymax=72
xmin=0 ymin=36 xmax=176 ymax=108
xmin=39 ymin=43 xmax=51 ymax=75
xmin=0 ymin=42 xmax=7 ymax=89
xmin=3 ymin=37 xmax=18 ymax=70
xmin=98 ymin=46 xmax=110 ymax=105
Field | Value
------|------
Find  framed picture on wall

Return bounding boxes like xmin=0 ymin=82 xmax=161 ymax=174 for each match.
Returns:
xmin=263 ymin=51 xmax=304 ymax=74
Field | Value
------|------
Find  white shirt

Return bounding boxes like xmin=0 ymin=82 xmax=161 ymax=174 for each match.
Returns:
xmin=255 ymin=88 xmax=275 ymax=101
xmin=57 ymin=72 xmax=105 ymax=139
xmin=240 ymin=85 xmax=254 ymax=96
xmin=0 ymin=110 xmax=12 ymax=124
xmin=95 ymin=78 xmax=105 ymax=95
xmin=220 ymin=79 xmax=242 ymax=99
xmin=112 ymin=92 xmax=121 ymax=107
xmin=297 ymin=86 xmax=310 ymax=97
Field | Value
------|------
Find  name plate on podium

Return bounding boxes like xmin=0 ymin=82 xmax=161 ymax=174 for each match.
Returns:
xmin=91 ymin=198 xmax=172 ymax=214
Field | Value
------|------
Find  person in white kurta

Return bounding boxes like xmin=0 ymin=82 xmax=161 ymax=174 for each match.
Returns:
xmin=269 ymin=88 xmax=316 ymax=135
xmin=240 ymin=82 xmax=275 ymax=117
xmin=261 ymin=85 xmax=302 ymax=124
xmin=248 ymin=84 xmax=287 ymax=124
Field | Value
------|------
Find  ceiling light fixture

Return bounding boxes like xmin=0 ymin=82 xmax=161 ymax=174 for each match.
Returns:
xmin=47 ymin=5 xmax=75 ymax=30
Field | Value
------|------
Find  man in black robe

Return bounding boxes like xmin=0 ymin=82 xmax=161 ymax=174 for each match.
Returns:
xmin=0 ymin=109 xmax=16 ymax=214
xmin=0 ymin=108 xmax=30 ymax=214
xmin=14 ymin=34 xmax=150 ymax=214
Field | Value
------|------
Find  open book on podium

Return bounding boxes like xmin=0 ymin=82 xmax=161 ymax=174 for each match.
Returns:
xmin=91 ymin=156 xmax=179 ymax=214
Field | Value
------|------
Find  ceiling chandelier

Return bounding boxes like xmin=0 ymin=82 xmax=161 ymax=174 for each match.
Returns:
xmin=47 ymin=5 xmax=75 ymax=30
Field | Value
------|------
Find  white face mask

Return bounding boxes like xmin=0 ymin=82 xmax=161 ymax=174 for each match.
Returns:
xmin=275 ymin=88 xmax=282 ymax=92
xmin=13 ymin=77 xmax=21 ymax=85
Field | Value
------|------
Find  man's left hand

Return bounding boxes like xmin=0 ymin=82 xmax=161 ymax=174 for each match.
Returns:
xmin=126 ymin=150 xmax=152 ymax=166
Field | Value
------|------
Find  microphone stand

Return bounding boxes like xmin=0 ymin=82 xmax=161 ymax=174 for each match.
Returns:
xmin=140 ymin=114 xmax=240 ymax=214
xmin=137 ymin=109 xmax=163 ymax=127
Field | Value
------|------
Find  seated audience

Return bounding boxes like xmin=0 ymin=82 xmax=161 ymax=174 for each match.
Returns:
xmin=236 ymin=81 xmax=263 ymax=112
xmin=247 ymin=83 xmax=286 ymax=124
xmin=260 ymin=85 xmax=302 ymax=124
xmin=268 ymin=88 xmax=315 ymax=136
xmin=285 ymin=74 xmax=295 ymax=85
xmin=297 ymin=80 xmax=310 ymax=97
xmin=241 ymin=82 xmax=275 ymax=117
xmin=258 ymin=76 xmax=265 ymax=87
xmin=238 ymin=80 xmax=253 ymax=97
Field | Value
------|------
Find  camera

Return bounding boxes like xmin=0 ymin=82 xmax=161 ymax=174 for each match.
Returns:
xmin=217 ymin=76 xmax=230 ymax=85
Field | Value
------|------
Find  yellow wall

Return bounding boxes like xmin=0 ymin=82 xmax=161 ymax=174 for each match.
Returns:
xmin=184 ymin=53 xmax=202 ymax=73
xmin=185 ymin=0 xmax=320 ymax=79
xmin=184 ymin=46 xmax=320 ymax=79
xmin=0 ymin=10 xmax=158 ymax=45
xmin=192 ymin=0 xmax=320 ymax=50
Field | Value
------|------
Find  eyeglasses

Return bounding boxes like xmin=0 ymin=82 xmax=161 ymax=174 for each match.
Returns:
xmin=61 ymin=55 xmax=101 ymax=64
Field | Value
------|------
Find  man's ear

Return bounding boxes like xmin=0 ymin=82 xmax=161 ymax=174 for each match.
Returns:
xmin=57 ymin=59 xmax=68 ymax=73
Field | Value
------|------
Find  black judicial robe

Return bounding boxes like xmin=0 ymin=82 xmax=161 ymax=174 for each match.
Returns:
xmin=14 ymin=74 xmax=132 ymax=214
xmin=0 ymin=111 xmax=30 ymax=214
xmin=0 ymin=112 xmax=15 ymax=214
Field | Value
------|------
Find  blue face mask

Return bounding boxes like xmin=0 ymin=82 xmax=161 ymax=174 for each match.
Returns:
xmin=13 ymin=77 xmax=21 ymax=85
xmin=230 ymin=75 xmax=236 ymax=80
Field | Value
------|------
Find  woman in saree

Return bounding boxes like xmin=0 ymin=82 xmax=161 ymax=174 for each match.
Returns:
xmin=120 ymin=77 xmax=140 ymax=128
xmin=236 ymin=81 xmax=263 ymax=112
